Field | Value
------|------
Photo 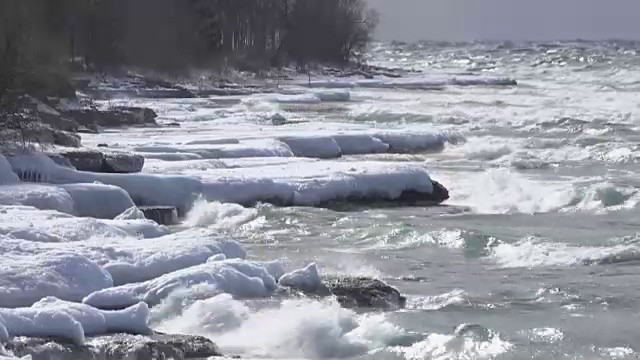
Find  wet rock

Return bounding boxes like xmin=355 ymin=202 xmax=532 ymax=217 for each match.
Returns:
xmin=279 ymin=276 xmax=407 ymax=310
xmin=320 ymin=276 xmax=407 ymax=309
xmin=138 ymin=206 xmax=179 ymax=225
xmin=3 ymin=332 xmax=222 ymax=360
xmin=314 ymin=179 xmax=450 ymax=211
xmin=270 ymin=113 xmax=287 ymax=125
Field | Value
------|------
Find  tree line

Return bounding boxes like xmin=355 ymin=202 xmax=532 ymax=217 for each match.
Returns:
xmin=1 ymin=0 xmax=378 ymax=74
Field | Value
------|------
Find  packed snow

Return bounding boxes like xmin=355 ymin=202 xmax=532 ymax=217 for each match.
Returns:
xmin=0 ymin=298 xmax=150 ymax=345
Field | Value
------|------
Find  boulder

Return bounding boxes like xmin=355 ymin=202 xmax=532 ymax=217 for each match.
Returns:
xmin=52 ymin=130 xmax=82 ymax=148
xmin=320 ymin=276 xmax=407 ymax=309
xmin=102 ymin=152 xmax=145 ymax=173
xmin=56 ymin=150 xmax=104 ymax=172
xmin=53 ymin=150 xmax=145 ymax=173
xmin=0 ymin=124 xmax=80 ymax=148
xmin=63 ymin=107 xmax=158 ymax=129
xmin=3 ymin=332 xmax=222 ymax=360
xmin=315 ymin=179 xmax=450 ymax=210
xmin=279 ymin=275 xmax=407 ymax=310
xmin=138 ymin=206 xmax=179 ymax=225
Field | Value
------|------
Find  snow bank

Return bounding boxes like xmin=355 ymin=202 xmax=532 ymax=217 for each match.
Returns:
xmin=278 ymin=136 xmax=342 ymax=158
xmin=0 ymin=298 xmax=150 ymax=345
xmin=6 ymin=150 xmax=440 ymax=211
xmin=198 ymin=161 xmax=435 ymax=206
xmin=303 ymin=75 xmax=516 ymax=89
xmin=278 ymin=263 xmax=322 ymax=292
xmin=7 ymin=154 xmax=202 ymax=211
xmin=0 ymin=250 xmax=113 ymax=308
xmin=58 ymin=183 xmax=135 ymax=219
xmin=332 ymin=134 xmax=390 ymax=155
xmin=313 ymin=90 xmax=351 ymax=102
xmin=374 ymin=132 xmax=451 ymax=153
xmin=0 ymin=155 xmax=19 ymax=184
xmin=0 ymin=184 xmax=74 ymax=214
xmin=134 ymin=139 xmax=294 ymax=159
xmin=83 ymin=258 xmax=284 ymax=309
xmin=0 ymin=205 xmax=168 ymax=242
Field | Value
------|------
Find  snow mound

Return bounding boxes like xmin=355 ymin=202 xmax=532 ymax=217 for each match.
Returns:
xmin=0 ymin=184 xmax=74 ymax=214
xmin=278 ymin=136 xmax=342 ymax=158
xmin=0 ymin=250 xmax=113 ymax=308
xmin=0 ymin=205 xmax=168 ymax=242
xmin=279 ymin=263 xmax=322 ymax=292
xmin=0 ymin=298 xmax=150 ymax=345
xmin=58 ymin=183 xmax=135 ymax=219
xmin=83 ymin=258 xmax=283 ymax=309
xmin=134 ymin=139 xmax=294 ymax=159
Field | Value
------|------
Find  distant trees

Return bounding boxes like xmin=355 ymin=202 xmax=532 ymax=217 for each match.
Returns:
xmin=0 ymin=0 xmax=378 ymax=110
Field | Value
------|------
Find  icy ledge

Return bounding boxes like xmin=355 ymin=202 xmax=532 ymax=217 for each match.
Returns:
xmin=5 ymin=155 xmax=450 ymax=213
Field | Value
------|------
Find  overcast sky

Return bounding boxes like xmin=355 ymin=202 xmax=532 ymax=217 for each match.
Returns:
xmin=367 ymin=0 xmax=640 ymax=41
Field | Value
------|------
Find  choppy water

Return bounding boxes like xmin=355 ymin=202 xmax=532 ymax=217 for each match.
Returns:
xmin=179 ymin=41 xmax=640 ymax=359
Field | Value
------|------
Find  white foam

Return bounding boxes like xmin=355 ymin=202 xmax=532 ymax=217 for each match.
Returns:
xmin=162 ymin=296 xmax=407 ymax=359
xmin=394 ymin=330 xmax=513 ymax=360
xmin=439 ymin=168 xmax=576 ymax=214
xmin=489 ymin=237 xmax=640 ymax=268
xmin=0 ymin=298 xmax=150 ymax=345
xmin=184 ymin=199 xmax=259 ymax=229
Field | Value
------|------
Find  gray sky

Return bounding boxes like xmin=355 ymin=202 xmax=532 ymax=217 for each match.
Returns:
xmin=367 ymin=0 xmax=640 ymax=41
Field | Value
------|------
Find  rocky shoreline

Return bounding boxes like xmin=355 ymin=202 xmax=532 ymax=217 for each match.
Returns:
xmin=1 ymin=275 xmax=406 ymax=359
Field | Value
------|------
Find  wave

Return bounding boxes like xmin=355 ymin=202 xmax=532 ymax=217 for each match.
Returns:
xmin=156 ymin=296 xmax=411 ymax=359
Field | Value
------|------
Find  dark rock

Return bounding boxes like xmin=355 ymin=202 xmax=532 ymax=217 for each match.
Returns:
xmin=320 ymin=276 xmax=407 ymax=309
xmin=429 ymin=180 xmax=450 ymax=203
xmin=97 ymin=143 xmax=109 ymax=147
xmin=63 ymin=107 xmax=158 ymax=129
xmin=102 ymin=152 xmax=145 ymax=173
xmin=4 ymin=332 xmax=222 ymax=360
xmin=279 ymin=276 xmax=407 ymax=310
xmin=138 ymin=206 xmax=179 ymax=225
xmin=53 ymin=150 xmax=144 ymax=173
xmin=312 ymin=180 xmax=450 ymax=211
xmin=56 ymin=150 xmax=104 ymax=172
xmin=53 ymin=130 xmax=82 ymax=148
